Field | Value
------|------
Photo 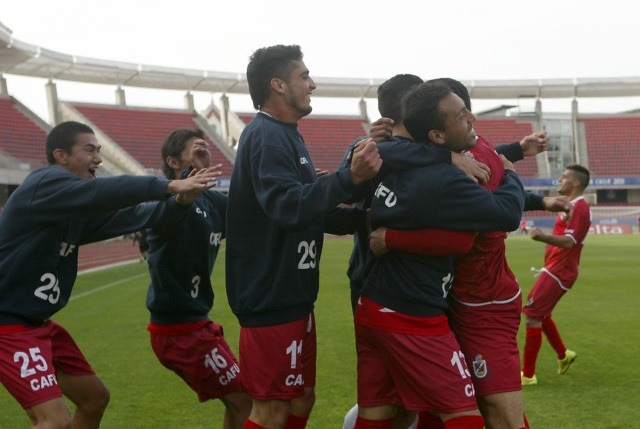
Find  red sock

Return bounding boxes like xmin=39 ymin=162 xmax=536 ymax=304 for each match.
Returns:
xmin=522 ymin=413 xmax=530 ymax=429
xmin=244 ymin=419 xmax=267 ymax=429
xmin=417 ymin=411 xmax=445 ymax=429
xmin=443 ymin=415 xmax=484 ymax=429
xmin=285 ymin=414 xmax=308 ymax=429
xmin=542 ymin=318 xmax=566 ymax=359
xmin=522 ymin=326 xmax=542 ymax=378
xmin=354 ymin=416 xmax=394 ymax=429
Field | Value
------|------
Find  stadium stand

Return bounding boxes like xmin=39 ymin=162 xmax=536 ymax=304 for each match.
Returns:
xmin=473 ymin=118 xmax=538 ymax=178
xmin=69 ymin=102 xmax=235 ymax=177
xmin=581 ymin=115 xmax=640 ymax=176
xmin=0 ymin=95 xmax=50 ymax=169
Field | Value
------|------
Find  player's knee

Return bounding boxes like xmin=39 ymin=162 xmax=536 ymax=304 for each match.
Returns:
xmin=221 ymin=391 xmax=252 ymax=420
xmin=79 ymin=385 xmax=110 ymax=417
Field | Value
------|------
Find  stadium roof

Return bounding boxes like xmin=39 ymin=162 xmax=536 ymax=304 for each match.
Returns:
xmin=3 ymin=22 xmax=640 ymax=100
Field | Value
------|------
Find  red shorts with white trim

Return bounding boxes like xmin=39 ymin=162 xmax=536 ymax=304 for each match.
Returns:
xmin=522 ymin=270 xmax=569 ymax=320
xmin=448 ymin=296 xmax=522 ymax=396
xmin=0 ymin=320 xmax=94 ymax=409
xmin=354 ymin=318 xmax=477 ymax=413
xmin=239 ymin=313 xmax=317 ymax=400
xmin=150 ymin=321 xmax=243 ymax=401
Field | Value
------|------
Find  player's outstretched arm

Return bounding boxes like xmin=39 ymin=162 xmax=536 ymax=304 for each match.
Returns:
xmin=369 ymin=227 xmax=476 ymax=257
xmin=168 ymin=166 xmax=221 ymax=202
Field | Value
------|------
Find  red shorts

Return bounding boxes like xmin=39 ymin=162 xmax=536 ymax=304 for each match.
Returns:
xmin=0 ymin=321 xmax=94 ymax=409
xmin=239 ymin=313 xmax=317 ymax=400
xmin=150 ymin=321 xmax=243 ymax=402
xmin=448 ymin=295 xmax=522 ymax=396
xmin=354 ymin=321 xmax=477 ymax=413
xmin=522 ymin=270 xmax=569 ymax=320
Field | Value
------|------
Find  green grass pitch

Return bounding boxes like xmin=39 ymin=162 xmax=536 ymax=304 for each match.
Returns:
xmin=1 ymin=234 xmax=638 ymax=428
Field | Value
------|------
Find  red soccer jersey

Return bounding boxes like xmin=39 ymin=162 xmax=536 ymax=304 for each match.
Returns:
xmin=544 ymin=196 xmax=591 ymax=285
xmin=451 ymin=136 xmax=521 ymax=304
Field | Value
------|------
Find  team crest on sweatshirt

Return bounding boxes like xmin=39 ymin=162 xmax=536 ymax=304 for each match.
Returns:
xmin=472 ymin=354 xmax=488 ymax=379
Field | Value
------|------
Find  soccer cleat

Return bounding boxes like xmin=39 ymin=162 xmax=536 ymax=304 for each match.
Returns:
xmin=521 ymin=372 xmax=538 ymax=386
xmin=558 ymin=349 xmax=577 ymax=375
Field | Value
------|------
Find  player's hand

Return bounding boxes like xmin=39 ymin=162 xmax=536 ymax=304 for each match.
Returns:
xmin=369 ymin=227 xmax=389 ymax=257
xmin=529 ymin=227 xmax=544 ymax=241
xmin=520 ymin=130 xmax=549 ymax=156
xmin=350 ymin=138 xmax=382 ymax=185
xmin=169 ymin=165 xmax=222 ymax=193
xmin=500 ymin=154 xmax=515 ymax=172
xmin=190 ymin=139 xmax=211 ymax=170
xmin=315 ymin=168 xmax=330 ymax=177
xmin=453 ymin=152 xmax=490 ymax=184
xmin=368 ymin=117 xmax=393 ymax=142
xmin=169 ymin=165 xmax=222 ymax=204
xmin=543 ymin=195 xmax=571 ymax=212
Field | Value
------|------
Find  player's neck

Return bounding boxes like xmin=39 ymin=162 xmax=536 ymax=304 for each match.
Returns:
xmin=568 ymin=191 xmax=583 ymax=201
xmin=392 ymin=124 xmax=413 ymax=140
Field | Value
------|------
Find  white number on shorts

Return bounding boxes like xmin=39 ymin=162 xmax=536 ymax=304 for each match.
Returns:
xmin=297 ymin=240 xmax=317 ymax=270
xmin=190 ymin=275 xmax=201 ymax=298
xmin=450 ymin=350 xmax=471 ymax=379
xmin=204 ymin=347 xmax=228 ymax=374
xmin=14 ymin=347 xmax=48 ymax=378
xmin=286 ymin=340 xmax=303 ymax=369
xmin=34 ymin=273 xmax=61 ymax=304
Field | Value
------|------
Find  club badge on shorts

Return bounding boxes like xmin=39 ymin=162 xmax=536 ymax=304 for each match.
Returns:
xmin=472 ymin=354 xmax=488 ymax=379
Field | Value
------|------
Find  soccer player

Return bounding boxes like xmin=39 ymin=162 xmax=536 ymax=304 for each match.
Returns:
xmin=225 ymin=45 xmax=381 ymax=429
xmin=145 ymin=128 xmax=251 ymax=428
xmin=521 ymin=164 xmax=592 ymax=385
xmin=368 ymin=77 xmax=571 ymax=429
xmin=342 ymin=74 xmax=486 ymax=429
xmin=340 ymin=74 xmax=487 ymax=314
xmin=353 ymin=81 xmax=525 ymax=429
xmin=0 ymin=121 xmax=221 ymax=428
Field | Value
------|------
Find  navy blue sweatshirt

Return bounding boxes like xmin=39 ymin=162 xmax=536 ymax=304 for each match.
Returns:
xmin=345 ymin=139 xmax=544 ymax=296
xmin=0 ymin=165 xmax=185 ymax=326
xmin=362 ymin=142 xmax=525 ymax=317
xmin=146 ymin=190 xmax=227 ymax=324
xmin=339 ymin=136 xmax=453 ymax=293
xmin=225 ymin=112 xmax=363 ymax=327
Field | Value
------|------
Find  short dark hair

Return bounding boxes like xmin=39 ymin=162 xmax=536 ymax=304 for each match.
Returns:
xmin=566 ymin=164 xmax=590 ymax=189
xmin=161 ymin=128 xmax=205 ymax=179
xmin=429 ymin=77 xmax=471 ymax=110
xmin=377 ymin=74 xmax=423 ymax=122
xmin=46 ymin=121 xmax=95 ymax=164
xmin=247 ymin=44 xmax=303 ymax=110
xmin=402 ymin=81 xmax=452 ymax=143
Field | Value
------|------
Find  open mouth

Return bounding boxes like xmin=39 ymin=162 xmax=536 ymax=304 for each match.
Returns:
xmin=89 ymin=168 xmax=97 ymax=178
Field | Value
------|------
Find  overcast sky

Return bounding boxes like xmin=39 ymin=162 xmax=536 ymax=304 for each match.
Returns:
xmin=3 ymin=0 xmax=640 ymax=121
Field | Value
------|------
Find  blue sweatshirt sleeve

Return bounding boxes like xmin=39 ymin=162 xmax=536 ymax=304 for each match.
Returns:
xmin=251 ymin=130 xmax=356 ymax=230
xmin=436 ymin=169 xmax=525 ymax=231
xmin=324 ymin=207 xmax=367 ymax=235
xmin=495 ymin=141 xmax=523 ymax=163
xmin=27 ymin=168 xmax=169 ymax=223
xmin=79 ymin=197 xmax=189 ymax=244
xmin=371 ymin=167 xmax=524 ymax=232
xmin=376 ymin=139 xmax=452 ymax=171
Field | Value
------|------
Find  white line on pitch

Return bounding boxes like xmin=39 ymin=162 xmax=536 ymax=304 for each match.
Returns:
xmin=70 ymin=273 xmax=148 ymax=301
